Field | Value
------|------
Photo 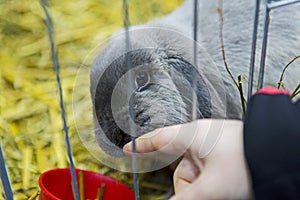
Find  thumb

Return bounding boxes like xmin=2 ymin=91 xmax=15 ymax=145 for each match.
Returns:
xmin=170 ymin=174 xmax=210 ymax=200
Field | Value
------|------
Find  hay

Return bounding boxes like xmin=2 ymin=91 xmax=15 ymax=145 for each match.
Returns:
xmin=0 ymin=0 xmax=184 ymax=199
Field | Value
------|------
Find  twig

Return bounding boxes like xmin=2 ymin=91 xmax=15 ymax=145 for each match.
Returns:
xmin=79 ymin=171 xmax=84 ymax=200
xmin=217 ymin=4 xmax=247 ymax=115
xmin=278 ymin=55 xmax=300 ymax=88
xmin=28 ymin=190 xmax=39 ymax=200
xmin=217 ymin=7 xmax=239 ymax=89
xmin=291 ymin=83 xmax=300 ymax=99
xmin=95 ymin=184 xmax=106 ymax=200
xmin=238 ymin=75 xmax=246 ymax=115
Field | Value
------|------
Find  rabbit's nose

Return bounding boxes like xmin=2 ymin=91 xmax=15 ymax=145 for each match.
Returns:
xmin=135 ymin=111 xmax=151 ymax=127
xmin=128 ymin=95 xmax=151 ymax=127
xmin=129 ymin=107 xmax=151 ymax=127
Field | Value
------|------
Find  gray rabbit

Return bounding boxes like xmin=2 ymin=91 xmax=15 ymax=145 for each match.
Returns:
xmin=90 ymin=0 xmax=300 ymax=157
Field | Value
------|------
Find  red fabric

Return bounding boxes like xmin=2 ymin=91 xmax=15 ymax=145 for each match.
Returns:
xmin=254 ymin=86 xmax=290 ymax=96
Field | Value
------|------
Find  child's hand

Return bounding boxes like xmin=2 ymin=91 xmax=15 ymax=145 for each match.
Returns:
xmin=124 ymin=119 xmax=253 ymax=200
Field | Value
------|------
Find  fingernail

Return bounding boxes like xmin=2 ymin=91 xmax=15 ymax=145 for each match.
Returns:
xmin=123 ymin=142 xmax=132 ymax=153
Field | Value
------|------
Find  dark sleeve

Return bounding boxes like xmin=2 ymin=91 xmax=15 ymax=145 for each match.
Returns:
xmin=243 ymin=87 xmax=300 ymax=200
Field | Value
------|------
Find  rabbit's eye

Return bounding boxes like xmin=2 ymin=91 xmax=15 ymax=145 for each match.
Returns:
xmin=135 ymin=71 xmax=150 ymax=88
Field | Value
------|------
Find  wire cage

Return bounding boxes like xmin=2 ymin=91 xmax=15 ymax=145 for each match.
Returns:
xmin=1 ymin=0 xmax=300 ymax=199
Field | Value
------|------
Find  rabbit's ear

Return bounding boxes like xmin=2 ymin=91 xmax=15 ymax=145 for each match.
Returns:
xmin=166 ymin=56 xmax=211 ymax=119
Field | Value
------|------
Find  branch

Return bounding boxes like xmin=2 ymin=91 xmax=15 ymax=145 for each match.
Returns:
xmin=278 ymin=55 xmax=300 ymax=89
xmin=217 ymin=4 xmax=247 ymax=116
xmin=291 ymin=83 xmax=300 ymax=99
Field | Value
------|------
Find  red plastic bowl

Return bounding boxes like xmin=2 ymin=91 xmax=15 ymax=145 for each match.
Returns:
xmin=39 ymin=168 xmax=135 ymax=200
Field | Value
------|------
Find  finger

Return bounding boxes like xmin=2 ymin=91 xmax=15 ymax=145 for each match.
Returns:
xmin=169 ymin=174 xmax=210 ymax=200
xmin=123 ymin=119 xmax=230 ymax=156
xmin=123 ymin=120 xmax=204 ymax=155
xmin=173 ymin=155 xmax=203 ymax=193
